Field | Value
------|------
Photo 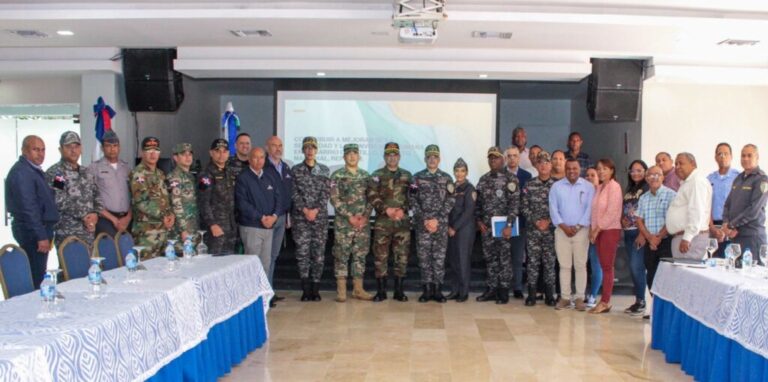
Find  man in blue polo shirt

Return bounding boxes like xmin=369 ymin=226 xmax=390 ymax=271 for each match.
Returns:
xmin=5 ymin=135 xmax=60 ymax=288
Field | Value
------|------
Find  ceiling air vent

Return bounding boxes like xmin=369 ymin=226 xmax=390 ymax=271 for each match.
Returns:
xmin=718 ymin=39 xmax=759 ymax=46
xmin=471 ymin=31 xmax=513 ymax=39
xmin=230 ymin=30 xmax=272 ymax=38
xmin=6 ymin=30 xmax=49 ymax=38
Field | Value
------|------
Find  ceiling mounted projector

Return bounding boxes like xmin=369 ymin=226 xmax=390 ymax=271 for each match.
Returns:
xmin=393 ymin=0 xmax=446 ymax=44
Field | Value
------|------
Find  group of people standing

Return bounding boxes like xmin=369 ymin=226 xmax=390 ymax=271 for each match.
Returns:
xmin=6 ymin=127 xmax=767 ymax=316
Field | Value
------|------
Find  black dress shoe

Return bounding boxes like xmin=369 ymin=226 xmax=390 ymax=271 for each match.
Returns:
xmin=269 ymin=298 xmax=277 ymax=308
xmin=513 ymin=290 xmax=524 ymax=299
xmin=456 ymin=294 xmax=468 ymax=303
xmin=311 ymin=282 xmax=321 ymax=302
xmin=476 ymin=287 xmax=497 ymax=302
xmin=525 ymin=286 xmax=536 ymax=306
xmin=273 ymin=295 xmax=286 ymax=302
xmin=445 ymin=291 xmax=459 ymax=300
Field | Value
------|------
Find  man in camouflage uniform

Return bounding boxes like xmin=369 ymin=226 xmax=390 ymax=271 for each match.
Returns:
xmin=410 ymin=144 xmax=455 ymax=303
xmin=198 ymin=138 xmax=238 ymax=255
xmin=291 ymin=137 xmax=331 ymax=302
xmin=330 ymin=143 xmax=374 ymax=302
xmin=45 ymin=131 xmax=101 ymax=246
xmin=130 ymin=137 xmax=175 ymax=258
xmin=521 ymin=151 xmax=557 ymax=307
xmin=475 ymin=146 xmax=521 ymax=304
xmin=167 ymin=143 xmax=199 ymax=250
xmin=368 ymin=142 xmax=412 ymax=302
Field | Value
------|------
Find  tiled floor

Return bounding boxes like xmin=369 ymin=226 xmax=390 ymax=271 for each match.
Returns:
xmin=222 ymin=291 xmax=691 ymax=381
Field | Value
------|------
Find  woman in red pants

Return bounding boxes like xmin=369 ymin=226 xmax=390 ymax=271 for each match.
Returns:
xmin=589 ymin=158 xmax=623 ymax=314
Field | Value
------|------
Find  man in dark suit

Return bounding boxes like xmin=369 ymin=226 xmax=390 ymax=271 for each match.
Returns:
xmin=5 ymin=135 xmax=60 ymax=288
xmin=504 ymin=146 xmax=532 ymax=299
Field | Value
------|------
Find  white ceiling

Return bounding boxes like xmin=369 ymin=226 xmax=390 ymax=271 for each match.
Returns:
xmin=2 ymin=0 xmax=768 ymax=83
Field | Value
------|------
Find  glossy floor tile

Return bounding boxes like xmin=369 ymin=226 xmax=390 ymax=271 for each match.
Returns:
xmin=222 ymin=291 xmax=691 ymax=382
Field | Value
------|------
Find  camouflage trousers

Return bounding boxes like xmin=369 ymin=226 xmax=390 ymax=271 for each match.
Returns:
xmin=293 ymin=218 xmax=328 ymax=282
xmin=333 ymin=222 xmax=370 ymax=279
xmin=526 ymin=228 xmax=556 ymax=289
xmin=205 ymin=221 xmax=238 ymax=255
xmin=132 ymin=222 xmax=168 ymax=258
xmin=54 ymin=224 xmax=94 ymax=248
xmin=416 ymin=225 xmax=449 ymax=284
xmin=372 ymin=225 xmax=410 ymax=278
xmin=480 ymin=231 xmax=512 ymax=288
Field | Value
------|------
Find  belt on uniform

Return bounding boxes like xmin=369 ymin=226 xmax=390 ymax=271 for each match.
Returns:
xmin=108 ymin=211 xmax=129 ymax=218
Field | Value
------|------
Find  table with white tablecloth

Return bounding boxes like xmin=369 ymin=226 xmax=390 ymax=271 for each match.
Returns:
xmin=651 ymin=262 xmax=768 ymax=382
xmin=0 ymin=255 xmax=273 ymax=382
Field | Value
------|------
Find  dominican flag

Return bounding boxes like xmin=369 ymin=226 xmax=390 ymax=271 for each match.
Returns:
xmin=93 ymin=96 xmax=116 ymax=161
xmin=221 ymin=101 xmax=240 ymax=156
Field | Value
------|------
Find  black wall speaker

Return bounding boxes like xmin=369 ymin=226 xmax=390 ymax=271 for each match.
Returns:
xmin=123 ymin=49 xmax=184 ymax=112
xmin=587 ymin=58 xmax=645 ymax=122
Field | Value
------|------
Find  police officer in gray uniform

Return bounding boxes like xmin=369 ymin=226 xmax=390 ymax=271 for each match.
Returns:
xmin=291 ymin=137 xmax=331 ymax=302
xmin=521 ymin=151 xmax=557 ymax=306
xmin=46 ymin=131 xmax=102 ymax=246
xmin=198 ymin=138 xmax=238 ymax=255
xmin=722 ymin=144 xmax=768 ymax=259
xmin=446 ymin=158 xmax=476 ymax=303
xmin=475 ymin=146 xmax=521 ymax=304
xmin=410 ymin=144 xmax=455 ymax=303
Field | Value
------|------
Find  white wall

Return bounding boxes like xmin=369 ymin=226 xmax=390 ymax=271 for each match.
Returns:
xmin=642 ymin=81 xmax=768 ymax=171
xmin=0 ymin=77 xmax=80 ymax=105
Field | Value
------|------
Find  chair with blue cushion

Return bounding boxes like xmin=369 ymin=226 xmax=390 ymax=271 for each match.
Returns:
xmin=0 ymin=244 xmax=35 ymax=299
xmin=57 ymin=237 xmax=91 ymax=281
xmin=116 ymin=230 xmax=135 ymax=263
xmin=93 ymin=232 xmax=121 ymax=270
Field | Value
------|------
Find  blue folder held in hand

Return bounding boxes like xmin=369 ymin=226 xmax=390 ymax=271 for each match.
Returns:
xmin=492 ymin=216 xmax=519 ymax=238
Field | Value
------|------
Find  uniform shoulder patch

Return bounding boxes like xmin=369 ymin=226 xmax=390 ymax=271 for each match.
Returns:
xmin=198 ymin=176 xmax=212 ymax=191
xmin=471 ymin=190 xmax=477 ymax=201
xmin=447 ymin=183 xmax=455 ymax=194
xmin=761 ymin=181 xmax=768 ymax=194
xmin=507 ymin=182 xmax=517 ymax=193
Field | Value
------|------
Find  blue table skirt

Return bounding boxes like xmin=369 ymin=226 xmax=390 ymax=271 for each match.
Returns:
xmin=651 ymin=296 xmax=768 ymax=382
xmin=147 ymin=297 xmax=268 ymax=382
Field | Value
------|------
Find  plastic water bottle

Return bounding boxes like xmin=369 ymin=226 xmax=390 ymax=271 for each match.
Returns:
xmin=743 ymin=248 xmax=753 ymax=272
xmin=40 ymin=274 xmax=55 ymax=302
xmin=39 ymin=274 xmax=55 ymax=317
xmin=183 ymin=237 xmax=195 ymax=260
xmin=165 ymin=241 xmax=177 ymax=271
xmin=125 ymin=250 xmax=138 ymax=271
xmin=88 ymin=259 xmax=103 ymax=298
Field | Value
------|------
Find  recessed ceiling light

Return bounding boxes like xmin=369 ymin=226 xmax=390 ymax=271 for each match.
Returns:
xmin=478 ymin=74 xmax=488 ymax=79
xmin=316 ymin=72 xmax=326 ymax=77
xmin=56 ymin=30 xmax=74 ymax=36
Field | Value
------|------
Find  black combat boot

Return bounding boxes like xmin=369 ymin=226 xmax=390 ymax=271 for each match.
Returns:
xmin=393 ymin=277 xmax=409 ymax=302
xmin=300 ymin=278 xmax=311 ymax=302
xmin=311 ymin=281 xmax=321 ymax=301
xmin=418 ymin=284 xmax=432 ymax=303
xmin=456 ymin=292 xmax=468 ymax=303
xmin=476 ymin=286 xmax=497 ymax=302
xmin=525 ymin=286 xmax=537 ymax=306
xmin=433 ymin=284 xmax=447 ymax=303
xmin=373 ymin=278 xmax=388 ymax=302
xmin=544 ymin=285 xmax=556 ymax=307
xmin=496 ymin=287 xmax=510 ymax=304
